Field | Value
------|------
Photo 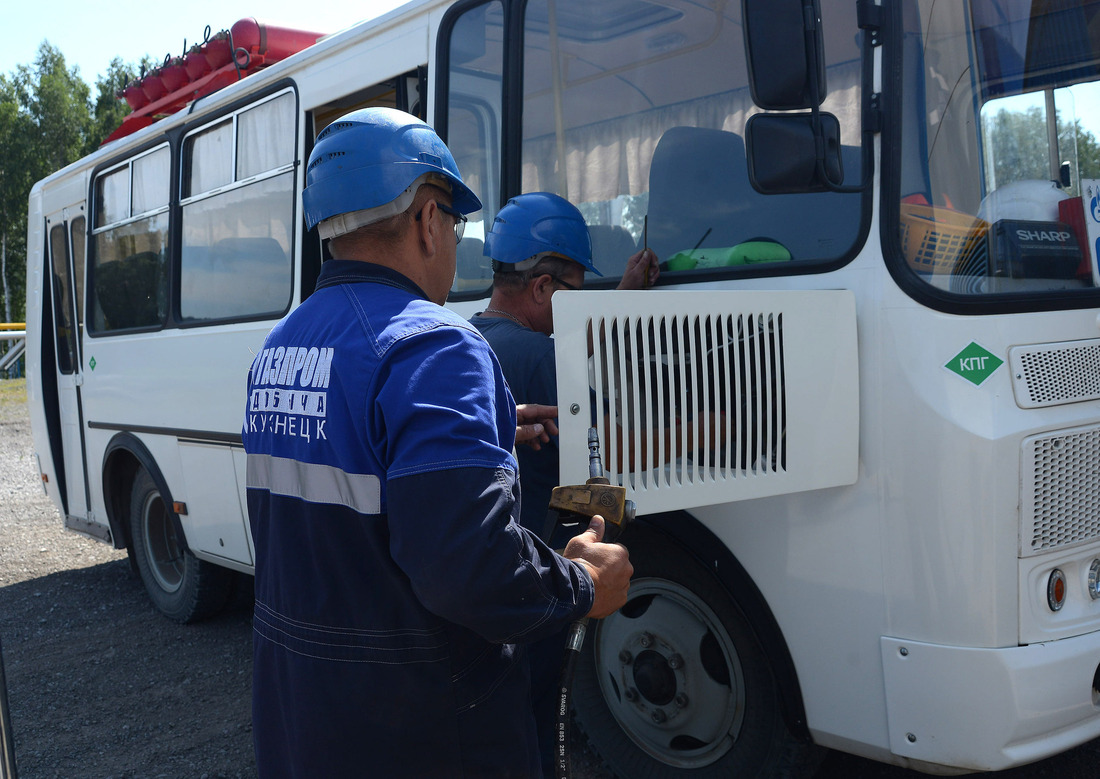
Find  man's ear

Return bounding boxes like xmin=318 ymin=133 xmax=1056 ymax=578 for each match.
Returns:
xmin=417 ymin=199 xmax=440 ymax=256
xmin=530 ymin=273 xmax=555 ymax=305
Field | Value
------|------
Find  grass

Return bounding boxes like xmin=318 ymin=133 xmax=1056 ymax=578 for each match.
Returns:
xmin=0 ymin=377 xmax=27 ymax=408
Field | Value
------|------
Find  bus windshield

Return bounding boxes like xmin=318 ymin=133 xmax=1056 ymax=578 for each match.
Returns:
xmin=897 ymin=0 xmax=1100 ymax=301
xmin=445 ymin=0 xmax=866 ymax=294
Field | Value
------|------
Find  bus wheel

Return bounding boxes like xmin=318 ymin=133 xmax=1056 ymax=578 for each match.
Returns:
xmin=572 ymin=529 xmax=820 ymax=778
xmin=129 ymin=468 xmax=232 ymax=624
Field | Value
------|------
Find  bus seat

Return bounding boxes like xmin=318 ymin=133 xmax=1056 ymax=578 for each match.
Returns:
xmin=647 ymin=126 xmax=749 ymax=263
xmin=588 ymin=224 xmax=638 ymax=277
xmin=647 ymin=125 xmax=861 ymax=264
xmin=94 ymin=251 xmax=166 ymax=330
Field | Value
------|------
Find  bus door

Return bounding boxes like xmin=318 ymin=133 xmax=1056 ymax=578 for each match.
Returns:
xmin=45 ymin=206 xmax=90 ymax=525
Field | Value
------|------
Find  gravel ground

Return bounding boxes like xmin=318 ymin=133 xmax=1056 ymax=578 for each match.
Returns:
xmin=3 ymin=377 xmax=1100 ymax=778
xmin=0 ymin=379 xmax=254 ymax=779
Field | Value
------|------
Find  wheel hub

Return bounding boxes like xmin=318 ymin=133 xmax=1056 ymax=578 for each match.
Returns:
xmin=142 ymin=492 xmax=183 ymax=593
xmin=615 ymin=629 xmax=690 ymax=723
xmin=593 ymin=578 xmax=746 ymax=768
xmin=633 ymin=649 xmax=677 ymax=706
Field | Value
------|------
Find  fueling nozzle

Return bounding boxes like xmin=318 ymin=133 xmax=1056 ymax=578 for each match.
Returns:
xmin=547 ymin=428 xmax=635 ymax=544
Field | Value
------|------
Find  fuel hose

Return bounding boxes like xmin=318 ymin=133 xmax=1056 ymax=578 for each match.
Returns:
xmin=548 ymin=427 xmax=634 ymax=779
xmin=555 ymin=619 xmax=588 ymax=779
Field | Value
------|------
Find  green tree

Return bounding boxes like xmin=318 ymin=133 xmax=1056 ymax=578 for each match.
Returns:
xmin=90 ymin=55 xmax=153 ymax=149
xmin=0 ymin=42 xmax=150 ymax=372
xmin=0 ymin=41 xmax=148 ymax=350
xmin=11 ymin=44 xmax=93 ymax=180
xmin=0 ymin=43 xmax=94 ymax=327
xmin=0 ymin=76 xmax=36 ymax=326
xmin=1076 ymin=121 xmax=1100 ymax=182
xmin=984 ymin=104 xmax=1100 ymax=194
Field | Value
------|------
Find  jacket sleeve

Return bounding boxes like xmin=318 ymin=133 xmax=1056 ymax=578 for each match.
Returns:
xmin=374 ymin=322 xmax=594 ymax=643
xmin=388 ymin=467 xmax=593 ymax=643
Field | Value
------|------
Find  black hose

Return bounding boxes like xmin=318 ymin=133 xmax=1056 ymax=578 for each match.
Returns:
xmin=552 ymin=427 xmax=630 ymax=779
xmin=555 ymin=619 xmax=588 ymax=779
xmin=227 ymin=30 xmax=243 ymax=81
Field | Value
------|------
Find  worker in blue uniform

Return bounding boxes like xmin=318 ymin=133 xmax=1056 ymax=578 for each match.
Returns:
xmin=242 ymin=108 xmax=632 ymax=778
xmin=471 ymin=192 xmax=659 ymax=540
xmin=470 ymin=192 xmax=658 ymax=776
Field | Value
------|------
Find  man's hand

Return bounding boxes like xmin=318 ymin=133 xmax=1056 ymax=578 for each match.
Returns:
xmin=617 ymin=248 xmax=660 ymax=290
xmin=563 ymin=515 xmax=633 ymax=619
xmin=515 ymin=403 xmax=558 ymax=450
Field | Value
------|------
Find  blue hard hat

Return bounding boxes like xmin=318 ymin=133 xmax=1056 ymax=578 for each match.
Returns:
xmin=483 ymin=192 xmax=600 ymax=276
xmin=302 ymin=107 xmax=481 ymax=232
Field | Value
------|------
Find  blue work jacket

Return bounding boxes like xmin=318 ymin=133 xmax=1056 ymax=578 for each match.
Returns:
xmin=243 ymin=260 xmax=594 ymax=778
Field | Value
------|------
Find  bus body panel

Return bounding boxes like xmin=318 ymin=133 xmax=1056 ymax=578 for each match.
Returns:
xmin=81 ymin=325 xmax=271 ymax=563
xmin=26 ymin=0 xmax=447 ymax=552
xmin=174 ymin=441 xmax=251 ymax=565
xmin=293 ymin=12 xmax=432 ymax=113
xmin=25 ymin=184 xmax=60 ymax=513
xmin=880 ymin=633 xmax=1100 ymax=771
xmin=552 ymin=215 xmax=1100 ymax=766
xmin=29 ymin=171 xmax=94 ymax=529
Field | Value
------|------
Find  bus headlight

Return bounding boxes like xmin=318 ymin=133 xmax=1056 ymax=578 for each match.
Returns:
xmin=1089 ymin=560 xmax=1100 ymax=600
xmin=1048 ymin=569 xmax=1067 ymax=612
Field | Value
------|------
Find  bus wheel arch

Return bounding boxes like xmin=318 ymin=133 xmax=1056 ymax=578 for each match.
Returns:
xmin=102 ymin=434 xmax=232 ymax=623
xmin=572 ymin=513 xmax=822 ymax=777
xmin=103 ymin=435 xmax=167 ymax=556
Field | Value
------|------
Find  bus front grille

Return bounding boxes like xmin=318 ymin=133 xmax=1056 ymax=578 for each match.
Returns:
xmin=1023 ymin=424 xmax=1100 ymax=555
xmin=1010 ymin=339 xmax=1100 ymax=409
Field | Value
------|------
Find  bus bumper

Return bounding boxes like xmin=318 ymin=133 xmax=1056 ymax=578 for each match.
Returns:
xmin=881 ymin=634 xmax=1100 ymax=771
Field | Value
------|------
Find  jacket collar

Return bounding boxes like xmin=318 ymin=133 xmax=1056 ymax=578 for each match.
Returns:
xmin=315 ymin=259 xmax=430 ymax=301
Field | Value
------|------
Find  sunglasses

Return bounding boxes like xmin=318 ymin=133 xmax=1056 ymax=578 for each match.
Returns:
xmin=416 ymin=201 xmax=467 ymax=243
xmin=547 ymin=275 xmax=580 ymax=291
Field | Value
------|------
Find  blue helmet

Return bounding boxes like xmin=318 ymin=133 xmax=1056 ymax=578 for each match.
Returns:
xmin=303 ymin=107 xmax=481 ymax=235
xmin=483 ymin=192 xmax=600 ymax=276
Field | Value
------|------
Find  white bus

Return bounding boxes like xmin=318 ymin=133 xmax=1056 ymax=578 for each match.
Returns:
xmin=25 ymin=0 xmax=1100 ymax=774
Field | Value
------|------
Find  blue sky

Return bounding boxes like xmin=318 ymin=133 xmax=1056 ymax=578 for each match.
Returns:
xmin=1 ymin=0 xmax=406 ymax=85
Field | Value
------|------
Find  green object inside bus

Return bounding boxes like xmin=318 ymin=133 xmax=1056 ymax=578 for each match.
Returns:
xmin=665 ymin=240 xmax=791 ymax=271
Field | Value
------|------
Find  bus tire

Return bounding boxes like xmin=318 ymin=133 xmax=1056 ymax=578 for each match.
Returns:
xmin=128 ymin=468 xmax=232 ymax=624
xmin=572 ymin=527 xmax=821 ymax=778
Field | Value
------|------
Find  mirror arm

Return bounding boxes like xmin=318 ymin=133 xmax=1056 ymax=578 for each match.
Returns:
xmin=857 ymin=0 xmax=883 ymax=47
xmin=804 ymin=0 xmax=872 ymax=194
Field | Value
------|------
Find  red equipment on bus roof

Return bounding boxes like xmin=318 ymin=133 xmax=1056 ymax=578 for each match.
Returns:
xmin=104 ymin=18 xmax=326 ymax=145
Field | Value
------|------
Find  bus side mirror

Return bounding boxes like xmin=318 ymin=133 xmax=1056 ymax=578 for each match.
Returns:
xmin=745 ymin=113 xmax=843 ymax=194
xmin=742 ymin=0 xmax=826 ymax=110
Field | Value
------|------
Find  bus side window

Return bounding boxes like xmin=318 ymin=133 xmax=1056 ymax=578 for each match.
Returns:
xmin=94 ymin=250 xmax=167 ymax=330
xmin=587 ymin=225 xmax=638 ymax=278
xmin=48 ymin=223 xmax=76 ymax=373
xmin=70 ymin=216 xmax=86 ymax=344
xmin=180 ymin=90 xmax=296 ymax=323
xmin=90 ymin=146 xmax=171 ymax=334
xmin=180 ymin=236 xmax=291 ymax=321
